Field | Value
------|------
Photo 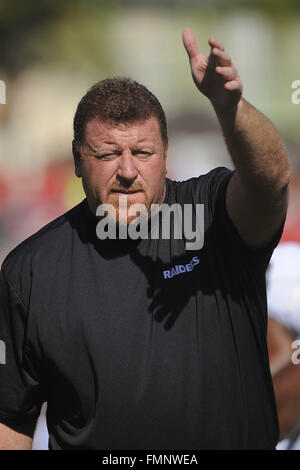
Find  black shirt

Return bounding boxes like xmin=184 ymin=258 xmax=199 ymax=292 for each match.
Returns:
xmin=0 ymin=167 xmax=282 ymax=449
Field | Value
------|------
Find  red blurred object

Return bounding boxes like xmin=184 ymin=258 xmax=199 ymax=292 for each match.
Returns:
xmin=41 ymin=160 xmax=72 ymax=202
xmin=0 ymin=177 xmax=8 ymax=207
xmin=281 ymin=224 xmax=300 ymax=244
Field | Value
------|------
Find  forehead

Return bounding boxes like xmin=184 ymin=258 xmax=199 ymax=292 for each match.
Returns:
xmin=85 ymin=116 xmax=163 ymax=146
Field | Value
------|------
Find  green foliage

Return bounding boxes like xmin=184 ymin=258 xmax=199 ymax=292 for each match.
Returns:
xmin=0 ymin=0 xmax=116 ymax=76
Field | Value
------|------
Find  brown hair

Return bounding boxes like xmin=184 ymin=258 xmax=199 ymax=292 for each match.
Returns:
xmin=73 ymin=77 xmax=168 ymax=147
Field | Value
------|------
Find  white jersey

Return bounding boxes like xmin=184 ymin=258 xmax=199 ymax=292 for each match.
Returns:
xmin=267 ymin=242 xmax=300 ymax=450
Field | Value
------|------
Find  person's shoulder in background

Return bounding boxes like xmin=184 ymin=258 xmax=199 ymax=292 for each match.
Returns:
xmin=267 ymin=241 xmax=300 ymax=335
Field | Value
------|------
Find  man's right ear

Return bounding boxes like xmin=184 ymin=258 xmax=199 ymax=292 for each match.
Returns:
xmin=72 ymin=140 xmax=82 ymax=178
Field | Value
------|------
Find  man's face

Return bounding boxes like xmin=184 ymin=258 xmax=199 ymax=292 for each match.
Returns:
xmin=74 ymin=116 xmax=168 ymax=225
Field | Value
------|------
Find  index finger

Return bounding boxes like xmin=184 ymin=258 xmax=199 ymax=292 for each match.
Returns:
xmin=182 ymin=28 xmax=201 ymax=60
xmin=208 ymin=37 xmax=225 ymax=52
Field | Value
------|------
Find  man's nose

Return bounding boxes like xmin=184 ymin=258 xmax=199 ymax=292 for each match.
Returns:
xmin=116 ymin=151 xmax=138 ymax=182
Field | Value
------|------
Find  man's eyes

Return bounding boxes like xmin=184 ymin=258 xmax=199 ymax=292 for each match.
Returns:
xmin=94 ymin=153 xmax=118 ymax=161
xmin=93 ymin=151 xmax=152 ymax=161
xmin=133 ymin=151 xmax=152 ymax=159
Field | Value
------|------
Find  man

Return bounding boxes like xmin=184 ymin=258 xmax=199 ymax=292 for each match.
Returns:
xmin=0 ymin=29 xmax=290 ymax=449
xmin=267 ymin=242 xmax=300 ymax=449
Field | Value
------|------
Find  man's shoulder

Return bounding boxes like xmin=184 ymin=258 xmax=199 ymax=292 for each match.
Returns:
xmin=166 ymin=166 xmax=233 ymax=202
xmin=168 ymin=166 xmax=232 ymax=186
xmin=1 ymin=199 xmax=87 ymax=280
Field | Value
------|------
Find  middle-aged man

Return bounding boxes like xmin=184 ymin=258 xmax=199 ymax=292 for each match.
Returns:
xmin=0 ymin=29 xmax=291 ymax=449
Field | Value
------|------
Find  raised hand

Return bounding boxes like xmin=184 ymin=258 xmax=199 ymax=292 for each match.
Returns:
xmin=182 ymin=28 xmax=243 ymax=113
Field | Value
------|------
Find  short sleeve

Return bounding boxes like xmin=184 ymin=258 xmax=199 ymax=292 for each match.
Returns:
xmin=0 ymin=270 xmax=44 ymax=425
xmin=209 ymin=167 xmax=286 ymax=272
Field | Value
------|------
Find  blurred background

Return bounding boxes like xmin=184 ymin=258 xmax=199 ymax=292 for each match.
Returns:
xmin=1 ymin=0 xmax=300 ymax=450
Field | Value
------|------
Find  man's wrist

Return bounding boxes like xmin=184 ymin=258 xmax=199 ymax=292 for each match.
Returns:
xmin=213 ymin=97 xmax=245 ymax=135
xmin=213 ymin=96 xmax=244 ymax=118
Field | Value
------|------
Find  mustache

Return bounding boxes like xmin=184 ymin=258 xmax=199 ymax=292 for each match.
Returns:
xmin=109 ymin=181 xmax=144 ymax=193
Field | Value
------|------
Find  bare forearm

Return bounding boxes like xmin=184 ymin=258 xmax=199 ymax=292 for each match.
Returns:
xmin=267 ymin=318 xmax=296 ymax=377
xmin=183 ymin=30 xmax=290 ymax=247
xmin=267 ymin=318 xmax=300 ymax=439
xmin=215 ymin=98 xmax=291 ymax=197
xmin=0 ymin=422 xmax=33 ymax=449
xmin=273 ymin=363 xmax=300 ymax=439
